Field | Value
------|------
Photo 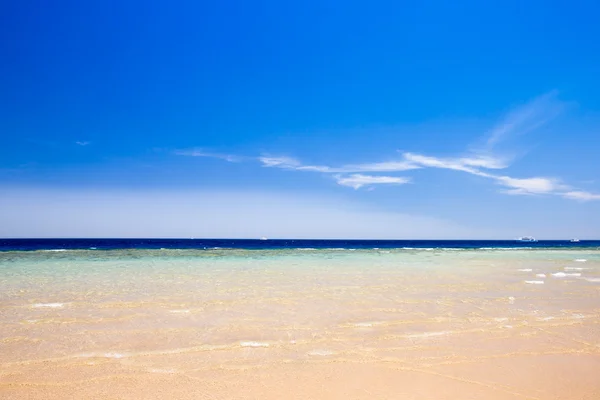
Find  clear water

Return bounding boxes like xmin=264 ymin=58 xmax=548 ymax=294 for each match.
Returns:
xmin=1 ymin=246 xmax=599 ymax=398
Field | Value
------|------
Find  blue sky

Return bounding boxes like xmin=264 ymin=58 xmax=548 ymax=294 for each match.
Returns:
xmin=1 ymin=1 xmax=599 ymax=238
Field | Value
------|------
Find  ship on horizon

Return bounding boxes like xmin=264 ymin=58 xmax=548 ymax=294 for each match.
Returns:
xmin=517 ymin=236 xmax=537 ymax=242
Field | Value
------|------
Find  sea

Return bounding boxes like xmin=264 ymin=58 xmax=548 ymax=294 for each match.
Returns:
xmin=1 ymin=239 xmax=600 ymax=399
xmin=2 ymin=238 xmax=600 ymax=251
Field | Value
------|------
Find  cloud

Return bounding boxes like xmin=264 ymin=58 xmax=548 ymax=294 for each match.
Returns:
xmin=174 ymin=148 xmax=242 ymax=162
xmin=402 ymin=153 xmax=508 ymax=172
xmin=258 ymin=153 xmax=425 ymax=173
xmin=483 ymin=90 xmax=565 ymax=150
xmin=171 ymin=92 xmax=600 ymax=201
xmin=75 ymin=141 xmax=90 ymax=146
xmin=258 ymin=156 xmax=302 ymax=169
xmin=340 ymin=160 xmax=421 ymax=172
xmin=335 ymin=174 xmax=411 ymax=189
xmin=494 ymin=176 xmax=568 ymax=195
xmin=561 ymin=191 xmax=600 ymax=201
xmin=401 ymin=151 xmax=586 ymax=198
xmin=259 ymin=156 xmax=341 ymax=172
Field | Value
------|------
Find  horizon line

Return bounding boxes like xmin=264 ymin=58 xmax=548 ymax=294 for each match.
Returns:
xmin=0 ymin=238 xmax=595 ymax=241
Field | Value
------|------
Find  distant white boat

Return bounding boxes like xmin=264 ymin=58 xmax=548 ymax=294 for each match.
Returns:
xmin=570 ymin=238 xmax=580 ymax=243
xmin=259 ymin=237 xmax=268 ymax=241
xmin=517 ymin=236 xmax=537 ymax=242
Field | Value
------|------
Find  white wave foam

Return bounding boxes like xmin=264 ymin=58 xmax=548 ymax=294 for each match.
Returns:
xmin=574 ymin=259 xmax=587 ymax=262
xmin=32 ymin=303 xmax=64 ymax=308
xmin=524 ymin=280 xmax=544 ymax=285
xmin=537 ymin=316 xmax=555 ymax=321
xmin=240 ymin=341 xmax=270 ymax=348
xmin=480 ymin=247 xmax=533 ymax=250
xmin=536 ymin=273 xmax=547 ymax=278
xmin=379 ymin=251 xmax=391 ymax=254
xmin=104 ymin=352 xmax=126 ymax=358
xmin=581 ymin=277 xmax=600 ymax=283
xmin=552 ymin=272 xmax=581 ymax=278
xmin=41 ymin=249 xmax=67 ymax=252
xmin=517 ymin=269 xmax=533 ymax=272
xmin=169 ymin=309 xmax=190 ymax=314
xmin=564 ymin=267 xmax=589 ymax=271
xmin=405 ymin=331 xmax=450 ymax=339
xmin=308 ymin=349 xmax=334 ymax=356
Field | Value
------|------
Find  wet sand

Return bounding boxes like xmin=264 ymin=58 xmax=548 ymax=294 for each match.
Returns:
xmin=1 ymin=249 xmax=599 ymax=399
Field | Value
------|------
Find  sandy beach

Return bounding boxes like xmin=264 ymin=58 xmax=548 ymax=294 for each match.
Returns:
xmin=1 ymin=248 xmax=599 ymax=399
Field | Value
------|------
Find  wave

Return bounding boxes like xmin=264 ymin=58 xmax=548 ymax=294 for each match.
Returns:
xmin=307 ymin=349 xmax=335 ymax=356
xmin=551 ymin=272 xmax=581 ymax=278
xmin=2 ymin=244 xmax=599 ymax=256
xmin=31 ymin=303 xmax=65 ymax=308
xmin=239 ymin=341 xmax=270 ymax=348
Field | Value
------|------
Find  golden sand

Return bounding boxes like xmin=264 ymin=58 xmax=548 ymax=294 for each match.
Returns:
xmin=1 ymin=249 xmax=599 ymax=399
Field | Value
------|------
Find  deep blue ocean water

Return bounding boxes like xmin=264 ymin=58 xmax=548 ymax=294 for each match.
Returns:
xmin=1 ymin=238 xmax=599 ymax=252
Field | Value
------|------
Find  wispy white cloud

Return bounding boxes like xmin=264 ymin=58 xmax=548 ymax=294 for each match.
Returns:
xmin=258 ymin=155 xmax=416 ymax=173
xmin=400 ymin=151 xmax=584 ymax=198
xmin=483 ymin=90 xmax=565 ymax=150
xmin=401 ymin=151 xmax=600 ymax=200
xmin=561 ymin=191 xmax=600 ymax=201
xmin=258 ymin=156 xmax=302 ymax=169
xmin=296 ymin=165 xmax=338 ymax=172
xmin=172 ymin=92 xmax=600 ymax=201
xmin=174 ymin=148 xmax=243 ymax=162
xmin=340 ymin=160 xmax=421 ymax=172
xmin=335 ymin=174 xmax=411 ymax=189
xmin=75 ymin=141 xmax=90 ymax=146
xmin=494 ymin=176 xmax=568 ymax=195
xmin=402 ymin=153 xmax=508 ymax=172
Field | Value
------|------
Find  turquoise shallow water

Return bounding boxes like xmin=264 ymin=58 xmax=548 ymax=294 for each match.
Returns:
xmin=1 ymin=248 xmax=600 ymax=399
